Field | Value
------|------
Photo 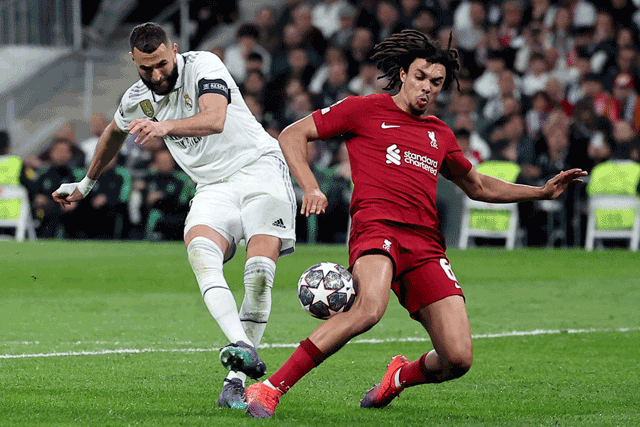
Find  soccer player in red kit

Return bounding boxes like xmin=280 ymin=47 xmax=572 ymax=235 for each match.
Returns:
xmin=245 ymin=30 xmax=587 ymax=418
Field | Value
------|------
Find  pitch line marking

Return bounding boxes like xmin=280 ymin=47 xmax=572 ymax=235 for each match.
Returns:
xmin=1 ymin=326 xmax=638 ymax=360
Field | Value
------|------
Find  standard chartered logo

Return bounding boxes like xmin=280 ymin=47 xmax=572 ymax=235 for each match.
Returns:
xmin=385 ymin=144 xmax=401 ymax=165
xmin=385 ymin=144 xmax=438 ymax=176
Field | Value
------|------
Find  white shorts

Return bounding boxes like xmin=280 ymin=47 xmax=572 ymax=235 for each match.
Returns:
xmin=184 ymin=154 xmax=296 ymax=262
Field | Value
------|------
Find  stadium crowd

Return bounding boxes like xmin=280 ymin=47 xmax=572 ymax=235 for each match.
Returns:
xmin=2 ymin=0 xmax=640 ymax=246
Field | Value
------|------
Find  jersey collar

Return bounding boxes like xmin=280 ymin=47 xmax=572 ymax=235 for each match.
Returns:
xmin=150 ymin=53 xmax=186 ymax=103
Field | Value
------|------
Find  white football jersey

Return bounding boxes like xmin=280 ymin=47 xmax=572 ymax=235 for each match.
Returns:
xmin=114 ymin=51 xmax=282 ymax=184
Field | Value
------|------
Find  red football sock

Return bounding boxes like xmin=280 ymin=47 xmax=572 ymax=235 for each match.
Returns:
xmin=398 ymin=352 xmax=430 ymax=388
xmin=267 ymin=338 xmax=326 ymax=394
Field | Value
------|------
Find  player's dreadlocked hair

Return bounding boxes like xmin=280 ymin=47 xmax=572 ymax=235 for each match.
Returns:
xmin=130 ymin=22 xmax=171 ymax=54
xmin=371 ymin=29 xmax=460 ymax=92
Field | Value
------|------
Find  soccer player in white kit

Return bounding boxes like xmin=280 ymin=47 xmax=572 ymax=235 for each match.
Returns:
xmin=52 ymin=23 xmax=299 ymax=409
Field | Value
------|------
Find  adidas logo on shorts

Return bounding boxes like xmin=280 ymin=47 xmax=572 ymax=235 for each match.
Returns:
xmin=272 ymin=218 xmax=286 ymax=229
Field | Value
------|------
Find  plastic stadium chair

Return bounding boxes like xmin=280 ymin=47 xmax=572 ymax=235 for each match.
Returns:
xmin=0 ymin=185 xmax=37 ymax=242
xmin=458 ymin=161 xmax=521 ymax=250
xmin=584 ymin=194 xmax=639 ymax=252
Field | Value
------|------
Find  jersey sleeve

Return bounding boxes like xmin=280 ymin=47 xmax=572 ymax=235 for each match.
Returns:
xmin=311 ymin=96 xmax=361 ymax=139
xmin=192 ymin=52 xmax=233 ymax=102
xmin=113 ymin=89 xmax=138 ymax=133
xmin=439 ymin=128 xmax=473 ymax=180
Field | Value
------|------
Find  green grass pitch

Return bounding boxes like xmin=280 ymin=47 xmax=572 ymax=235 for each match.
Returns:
xmin=1 ymin=241 xmax=639 ymax=426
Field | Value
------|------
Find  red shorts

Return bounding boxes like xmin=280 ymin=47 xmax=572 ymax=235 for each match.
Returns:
xmin=348 ymin=219 xmax=464 ymax=319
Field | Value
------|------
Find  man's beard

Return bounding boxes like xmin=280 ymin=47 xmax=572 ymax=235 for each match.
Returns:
xmin=141 ymin=63 xmax=179 ymax=95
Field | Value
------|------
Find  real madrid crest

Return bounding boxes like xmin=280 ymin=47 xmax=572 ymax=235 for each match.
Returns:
xmin=184 ymin=94 xmax=193 ymax=111
xmin=139 ymin=100 xmax=155 ymax=118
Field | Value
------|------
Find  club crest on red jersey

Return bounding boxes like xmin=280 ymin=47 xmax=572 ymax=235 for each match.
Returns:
xmin=428 ymin=131 xmax=438 ymax=149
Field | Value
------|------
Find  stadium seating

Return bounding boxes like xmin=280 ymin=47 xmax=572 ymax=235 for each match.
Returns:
xmin=585 ymin=195 xmax=640 ymax=252
xmin=585 ymin=160 xmax=640 ymax=251
xmin=0 ymin=185 xmax=37 ymax=241
xmin=458 ymin=161 xmax=521 ymax=250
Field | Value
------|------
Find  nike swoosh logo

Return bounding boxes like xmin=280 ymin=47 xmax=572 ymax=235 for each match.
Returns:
xmin=381 ymin=122 xmax=400 ymax=129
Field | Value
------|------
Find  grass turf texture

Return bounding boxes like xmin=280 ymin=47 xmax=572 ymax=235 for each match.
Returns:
xmin=1 ymin=241 xmax=638 ymax=426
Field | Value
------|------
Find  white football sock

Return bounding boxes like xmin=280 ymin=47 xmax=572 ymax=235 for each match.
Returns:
xmin=187 ymin=236 xmax=251 ymax=345
xmin=225 ymin=370 xmax=247 ymax=386
xmin=239 ymin=256 xmax=276 ymax=347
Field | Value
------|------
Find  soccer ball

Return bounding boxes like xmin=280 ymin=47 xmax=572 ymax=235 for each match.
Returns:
xmin=297 ymin=262 xmax=357 ymax=319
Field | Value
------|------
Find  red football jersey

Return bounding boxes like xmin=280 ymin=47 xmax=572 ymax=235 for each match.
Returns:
xmin=312 ymin=93 xmax=472 ymax=231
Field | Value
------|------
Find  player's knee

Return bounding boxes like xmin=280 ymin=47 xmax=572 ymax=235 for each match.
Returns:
xmin=443 ymin=350 xmax=473 ymax=379
xmin=348 ymin=299 xmax=386 ymax=331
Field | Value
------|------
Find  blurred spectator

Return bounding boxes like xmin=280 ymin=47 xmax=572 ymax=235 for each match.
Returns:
xmin=316 ymin=61 xmax=351 ymax=108
xmin=496 ymin=0 xmax=524 ymax=50
xmin=453 ymin=112 xmax=492 ymax=162
xmin=566 ymin=0 xmax=597 ymax=29
xmin=590 ymin=12 xmax=617 ymax=76
xmin=254 ymin=5 xmax=280 ymax=54
xmin=135 ymin=149 xmax=193 ymax=241
xmin=309 ymin=45 xmax=351 ymax=95
xmin=210 ymin=45 xmax=225 ymax=61
xmin=240 ymin=69 xmax=267 ymax=104
xmin=603 ymin=46 xmax=640 ymax=93
xmin=36 ymin=123 xmax=86 ymax=169
xmin=372 ymin=0 xmax=407 ymax=42
xmin=292 ymin=2 xmax=327 ymax=59
xmin=293 ymin=141 xmax=334 ymax=243
xmin=348 ymin=59 xmax=380 ymax=96
xmin=319 ymin=142 xmax=351 ymax=243
xmin=244 ymin=94 xmax=265 ymax=122
xmin=329 ymin=3 xmax=359 ymax=49
xmin=521 ymin=52 xmax=550 ymax=97
xmin=608 ymin=0 xmax=639 ymax=30
xmin=32 ymin=139 xmax=80 ymax=238
xmin=312 ymin=0 xmax=350 ymax=40
xmin=513 ymin=18 xmax=547 ymax=74
xmin=611 ymin=120 xmax=640 ymax=160
xmin=284 ymin=90 xmax=316 ymax=128
xmin=612 ymin=73 xmax=640 ymax=131
xmin=473 ymin=53 xmax=507 ymax=101
xmin=271 ymin=23 xmax=321 ymax=78
xmin=454 ymin=128 xmax=483 ymax=166
xmin=523 ymin=0 xmax=556 ymax=27
xmin=482 ymin=69 xmax=522 ymax=122
xmin=568 ymin=97 xmax=613 ymax=172
xmin=76 ymin=156 xmax=131 ymax=239
xmin=78 ymin=113 xmax=109 ymax=167
xmin=347 ymin=27 xmax=375 ymax=65
xmin=398 ymin=0 xmax=424 ymax=27
xmin=544 ymin=77 xmax=573 ymax=117
xmin=266 ymin=47 xmax=316 ymax=126
xmin=411 ymin=7 xmax=438 ymax=39
xmin=484 ymin=96 xmax=529 ymax=156
xmin=224 ymin=24 xmax=271 ymax=84
xmin=525 ymin=90 xmax=553 ymax=139
xmin=454 ymin=1 xmax=486 ymax=77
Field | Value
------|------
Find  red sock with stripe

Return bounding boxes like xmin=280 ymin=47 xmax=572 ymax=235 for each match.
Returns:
xmin=266 ymin=338 xmax=326 ymax=394
xmin=398 ymin=352 xmax=430 ymax=388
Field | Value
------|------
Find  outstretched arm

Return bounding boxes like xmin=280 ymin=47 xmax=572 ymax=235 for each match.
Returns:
xmin=453 ymin=167 xmax=588 ymax=203
xmin=52 ymin=120 xmax=127 ymax=210
xmin=278 ymin=114 xmax=328 ymax=217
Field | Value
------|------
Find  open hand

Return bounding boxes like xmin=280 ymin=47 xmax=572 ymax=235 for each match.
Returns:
xmin=541 ymin=168 xmax=588 ymax=200
xmin=128 ymin=119 xmax=169 ymax=145
xmin=301 ymin=188 xmax=328 ymax=217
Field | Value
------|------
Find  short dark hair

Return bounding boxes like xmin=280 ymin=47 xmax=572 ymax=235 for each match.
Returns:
xmin=130 ymin=22 xmax=170 ymax=54
xmin=371 ymin=29 xmax=460 ymax=92
xmin=0 ymin=129 xmax=9 ymax=154
xmin=237 ymin=23 xmax=260 ymax=40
